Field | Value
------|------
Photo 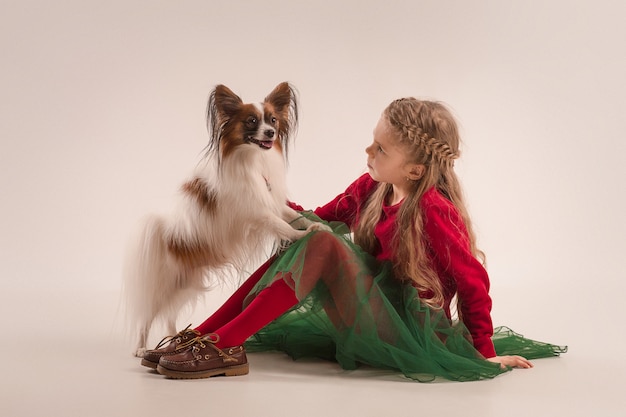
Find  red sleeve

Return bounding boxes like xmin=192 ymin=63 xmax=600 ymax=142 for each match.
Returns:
xmin=313 ymin=173 xmax=378 ymax=228
xmin=422 ymin=192 xmax=496 ymax=358
xmin=287 ymin=201 xmax=305 ymax=211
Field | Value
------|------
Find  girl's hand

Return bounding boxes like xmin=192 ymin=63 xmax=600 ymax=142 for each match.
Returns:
xmin=487 ymin=355 xmax=533 ymax=369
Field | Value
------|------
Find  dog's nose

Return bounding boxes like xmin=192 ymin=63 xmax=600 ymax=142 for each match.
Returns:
xmin=264 ymin=130 xmax=275 ymax=139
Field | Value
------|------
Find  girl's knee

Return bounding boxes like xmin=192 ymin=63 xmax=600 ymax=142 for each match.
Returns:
xmin=307 ymin=231 xmax=345 ymax=255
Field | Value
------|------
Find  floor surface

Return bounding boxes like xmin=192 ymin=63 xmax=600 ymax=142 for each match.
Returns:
xmin=1 ymin=288 xmax=623 ymax=417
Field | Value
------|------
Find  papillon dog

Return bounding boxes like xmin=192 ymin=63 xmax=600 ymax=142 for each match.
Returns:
xmin=124 ymin=82 xmax=327 ymax=357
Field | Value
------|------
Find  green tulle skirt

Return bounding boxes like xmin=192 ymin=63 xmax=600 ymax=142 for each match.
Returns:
xmin=244 ymin=218 xmax=567 ymax=382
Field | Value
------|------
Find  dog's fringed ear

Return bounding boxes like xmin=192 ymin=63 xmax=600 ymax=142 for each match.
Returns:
xmin=265 ymin=82 xmax=292 ymax=113
xmin=206 ymin=85 xmax=243 ymax=158
xmin=213 ymin=85 xmax=243 ymax=118
xmin=265 ymin=82 xmax=299 ymax=156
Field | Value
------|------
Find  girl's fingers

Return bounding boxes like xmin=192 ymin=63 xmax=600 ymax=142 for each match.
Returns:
xmin=511 ymin=356 xmax=533 ymax=368
xmin=488 ymin=355 xmax=534 ymax=369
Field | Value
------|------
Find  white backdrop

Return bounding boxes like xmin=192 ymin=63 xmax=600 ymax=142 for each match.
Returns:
xmin=1 ymin=0 xmax=625 ymax=362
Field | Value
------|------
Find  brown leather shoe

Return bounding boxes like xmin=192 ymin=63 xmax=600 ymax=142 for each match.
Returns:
xmin=140 ymin=325 xmax=201 ymax=369
xmin=156 ymin=334 xmax=248 ymax=379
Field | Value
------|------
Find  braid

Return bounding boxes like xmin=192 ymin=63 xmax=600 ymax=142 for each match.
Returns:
xmin=405 ymin=127 xmax=459 ymax=163
xmin=387 ymin=98 xmax=460 ymax=165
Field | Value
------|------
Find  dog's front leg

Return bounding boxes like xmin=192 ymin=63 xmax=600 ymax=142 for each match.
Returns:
xmin=281 ymin=206 xmax=332 ymax=235
xmin=264 ymin=210 xmax=309 ymax=242
xmin=262 ymin=208 xmax=328 ymax=242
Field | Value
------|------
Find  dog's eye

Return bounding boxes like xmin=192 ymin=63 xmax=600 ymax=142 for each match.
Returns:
xmin=247 ymin=116 xmax=258 ymax=125
xmin=270 ymin=117 xmax=277 ymax=124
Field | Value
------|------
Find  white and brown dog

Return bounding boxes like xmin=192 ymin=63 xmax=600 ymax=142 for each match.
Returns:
xmin=124 ymin=82 xmax=326 ymax=357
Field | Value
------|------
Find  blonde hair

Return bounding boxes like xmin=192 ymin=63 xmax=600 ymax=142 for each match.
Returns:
xmin=354 ymin=98 xmax=485 ymax=308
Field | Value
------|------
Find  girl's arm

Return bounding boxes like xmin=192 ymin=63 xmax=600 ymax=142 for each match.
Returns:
xmin=423 ymin=195 xmax=534 ymax=368
xmin=421 ymin=193 xmax=496 ymax=358
xmin=313 ymin=173 xmax=378 ymax=226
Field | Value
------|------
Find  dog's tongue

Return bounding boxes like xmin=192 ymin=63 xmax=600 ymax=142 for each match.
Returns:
xmin=260 ymin=140 xmax=273 ymax=149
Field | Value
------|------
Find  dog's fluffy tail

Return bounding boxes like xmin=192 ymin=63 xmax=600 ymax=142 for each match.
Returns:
xmin=123 ymin=215 xmax=185 ymax=356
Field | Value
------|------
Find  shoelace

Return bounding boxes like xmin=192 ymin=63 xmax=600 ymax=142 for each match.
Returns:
xmin=154 ymin=324 xmax=200 ymax=350
xmin=190 ymin=334 xmax=239 ymax=363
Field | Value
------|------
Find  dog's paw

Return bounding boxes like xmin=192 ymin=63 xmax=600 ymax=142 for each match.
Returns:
xmin=134 ymin=347 xmax=147 ymax=358
xmin=306 ymin=222 xmax=332 ymax=233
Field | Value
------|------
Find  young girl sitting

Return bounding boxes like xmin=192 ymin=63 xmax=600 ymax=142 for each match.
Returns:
xmin=140 ymin=97 xmax=566 ymax=381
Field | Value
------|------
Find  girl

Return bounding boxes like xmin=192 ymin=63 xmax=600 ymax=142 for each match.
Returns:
xmin=141 ymin=98 xmax=566 ymax=381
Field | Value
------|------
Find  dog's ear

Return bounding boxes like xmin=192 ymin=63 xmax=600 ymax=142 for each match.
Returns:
xmin=265 ymin=82 xmax=298 ymax=147
xmin=212 ymin=85 xmax=243 ymax=119
xmin=206 ymin=84 xmax=243 ymax=160
xmin=265 ymin=82 xmax=293 ymax=112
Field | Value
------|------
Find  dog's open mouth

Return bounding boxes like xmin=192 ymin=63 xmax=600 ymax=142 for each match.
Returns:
xmin=247 ymin=138 xmax=274 ymax=149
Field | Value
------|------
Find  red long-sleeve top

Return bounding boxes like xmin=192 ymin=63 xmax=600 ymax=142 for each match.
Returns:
xmin=304 ymin=173 xmax=496 ymax=358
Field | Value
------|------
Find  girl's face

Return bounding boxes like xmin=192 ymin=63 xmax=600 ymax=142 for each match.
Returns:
xmin=366 ymin=116 xmax=419 ymax=187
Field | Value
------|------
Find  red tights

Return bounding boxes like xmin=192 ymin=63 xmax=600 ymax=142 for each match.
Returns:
xmin=194 ymin=258 xmax=299 ymax=348
xmin=194 ymin=231 xmax=380 ymax=348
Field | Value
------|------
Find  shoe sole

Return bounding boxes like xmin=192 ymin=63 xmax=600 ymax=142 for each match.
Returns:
xmin=156 ymin=363 xmax=249 ymax=379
